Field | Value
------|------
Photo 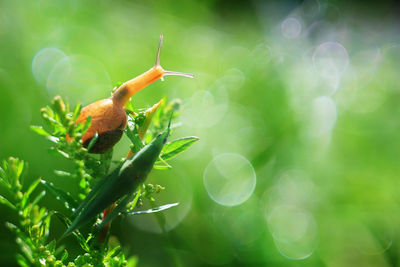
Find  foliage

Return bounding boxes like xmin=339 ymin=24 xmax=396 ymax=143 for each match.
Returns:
xmin=0 ymin=96 xmax=198 ymax=266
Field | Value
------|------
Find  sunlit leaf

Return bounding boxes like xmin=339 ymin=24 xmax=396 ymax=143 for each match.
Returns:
xmin=54 ymin=170 xmax=72 ymax=178
xmin=153 ymin=164 xmax=172 ymax=170
xmin=16 ymin=237 xmax=33 ymax=263
xmin=127 ymin=202 xmax=179 ymax=215
xmin=160 ymin=136 xmax=199 ymax=161
xmin=30 ymin=126 xmax=50 ymax=137
xmin=25 ymin=178 xmax=40 ymax=197
xmin=87 ymin=132 xmax=99 ymax=151
xmin=46 ymin=136 xmax=59 ymax=144
xmin=72 ymin=103 xmax=82 ymax=121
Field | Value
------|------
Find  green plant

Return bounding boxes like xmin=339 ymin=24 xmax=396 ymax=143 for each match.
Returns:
xmin=0 ymin=96 xmax=198 ymax=266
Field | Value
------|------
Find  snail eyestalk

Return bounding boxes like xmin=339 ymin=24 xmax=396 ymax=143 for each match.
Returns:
xmin=163 ymin=70 xmax=194 ymax=78
xmin=112 ymin=34 xmax=194 ymax=106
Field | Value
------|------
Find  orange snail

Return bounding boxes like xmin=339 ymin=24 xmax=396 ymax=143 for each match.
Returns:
xmin=72 ymin=35 xmax=193 ymax=153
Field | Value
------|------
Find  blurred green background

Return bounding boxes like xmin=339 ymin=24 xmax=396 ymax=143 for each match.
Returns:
xmin=1 ymin=0 xmax=400 ymax=266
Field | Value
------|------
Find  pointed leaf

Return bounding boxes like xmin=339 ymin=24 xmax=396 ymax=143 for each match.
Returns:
xmin=82 ymin=116 xmax=92 ymax=133
xmin=16 ymin=253 xmax=30 ymax=267
xmin=72 ymin=103 xmax=82 ymax=121
xmin=138 ymin=99 xmax=164 ymax=139
xmin=87 ymin=132 xmax=99 ymax=151
xmin=128 ymin=187 xmax=142 ymax=212
xmin=0 ymin=195 xmax=16 ymax=210
xmin=25 ymin=178 xmax=40 ymax=197
xmin=30 ymin=126 xmax=50 ymax=137
xmin=16 ymin=237 xmax=33 ymax=263
xmin=161 ymin=136 xmax=199 ymax=161
xmin=54 ymin=212 xmax=89 ymax=252
xmin=47 ymin=240 xmax=56 ymax=253
xmin=127 ymin=203 xmax=179 ymax=215
xmin=61 ymin=250 xmax=68 ymax=262
xmin=54 ymin=170 xmax=72 ymax=178
xmin=31 ymin=190 xmax=46 ymax=207
xmin=41 ymin=179 xmax=78 ymax=210
xmin=54 ymin=149 xmax=70 ymax=159
xmin=106 ymin=246 xmax=122 ymax=259
xmin=46 ymin=136 xmax=59 ymax=144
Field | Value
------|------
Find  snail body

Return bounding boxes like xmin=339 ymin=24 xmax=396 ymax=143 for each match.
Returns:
xmin=75 ymin=35 xmax=193 ymax=153
xmin=78 ymin=98 xmax=126 ymax=153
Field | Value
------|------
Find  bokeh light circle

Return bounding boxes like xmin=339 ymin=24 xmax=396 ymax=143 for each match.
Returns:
xmin=46 ymin=55 xmax=111 ymax=103
xmin=354 ymin=222 xmax=393 ymax=255
xmin=267 ymin=205 xmax=318 ymax=260
xmin=32 ymin=47 xmax=67 ymax=85
xmin=281 ymin=18 xmax=302 ymax=39
xmin=212 ymin=197 xmax=265 ymax=246
xmin=312 ymin=42 xmax=349 ymax=90
xmin=181 ymin=85 xmax=229 ymax=128
xmin=268 ymin=205 xmax=310 ymax=243
xmin=203 ymin=153 xmax=256 ymax=206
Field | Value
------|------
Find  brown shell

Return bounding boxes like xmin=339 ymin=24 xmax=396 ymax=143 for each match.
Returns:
xmin=77 ymin=98 xmax=127 ymax=153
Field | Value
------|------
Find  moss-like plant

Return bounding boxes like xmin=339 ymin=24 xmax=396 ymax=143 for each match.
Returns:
xmin=0 ymin=96 xmax=198 ymax=266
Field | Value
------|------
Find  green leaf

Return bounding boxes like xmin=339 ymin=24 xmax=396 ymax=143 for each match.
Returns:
xmin=54 ymin=170 xmax=72 ymax=178
xmin=160 ymin=136 xmax=199 ymax=161
xmin=42 ymin=213 xmax=52 ymax=240
xmin=106 ymin=246 xmax=122 ymax=259
xmin=46 ymin=136 xmax=59 ymax=144
xmin=79 ymin=178 xmax=87 ymax=189
xmin=0 ymin=195 xmax=16 ymax=210
xmin=42 ymin=113 xmax=62 ymax=126
xmin=128 ymin=187 xmax=142 ymax=212
xmin=47 ymin=240 xmax=56 ymax=253
xmin=72 ymin=103 xmax=82 ymax=121
xmin=127 ymin=202 xmax=179 ymax=215
xmin=82 ymin=116 xmax=92 ymax=133
xmin=56 ymin=149 xmax=70 ymax=159
xmin=16 ymin=253 xmax=30 ymax=267
xmin=31 ymin=190 xmax=46 ymax=207
xmin=156 ymin=156 xmax=171 ymax=169
xmin=127 ymin=256 xmax=138 ymax=267
xmin=25 ymin=178 xmax=40 ymax=197
xmin=5 ymin=221 xmax=18 ymax=232
xmin=40 ymin=179 xmax=78 ymax=210
xmin=61 ymin=250 xmax=69 ymax=262
xmin=125 ymin=116 xmax=144 ymax=153
xmin=16 ymin=237 xmax=33 ymax=263
xmin=153 ymin=164 xmax=171 ymax=170
xmin=54 ymin=212 xmax=89 ymax=252
xmin=30 ymin=126 xmax=50 ymax=137
xmin=87 ymin=132 xmax=99 ymax=151
xmin=20 ymin=193 xmax=29 ymax=210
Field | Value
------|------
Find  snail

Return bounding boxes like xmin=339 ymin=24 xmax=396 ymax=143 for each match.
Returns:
xmin=74 ymin=35 xmax=193 ymax=153
xmin=62 ymin=121 xmax=172 ymax=238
